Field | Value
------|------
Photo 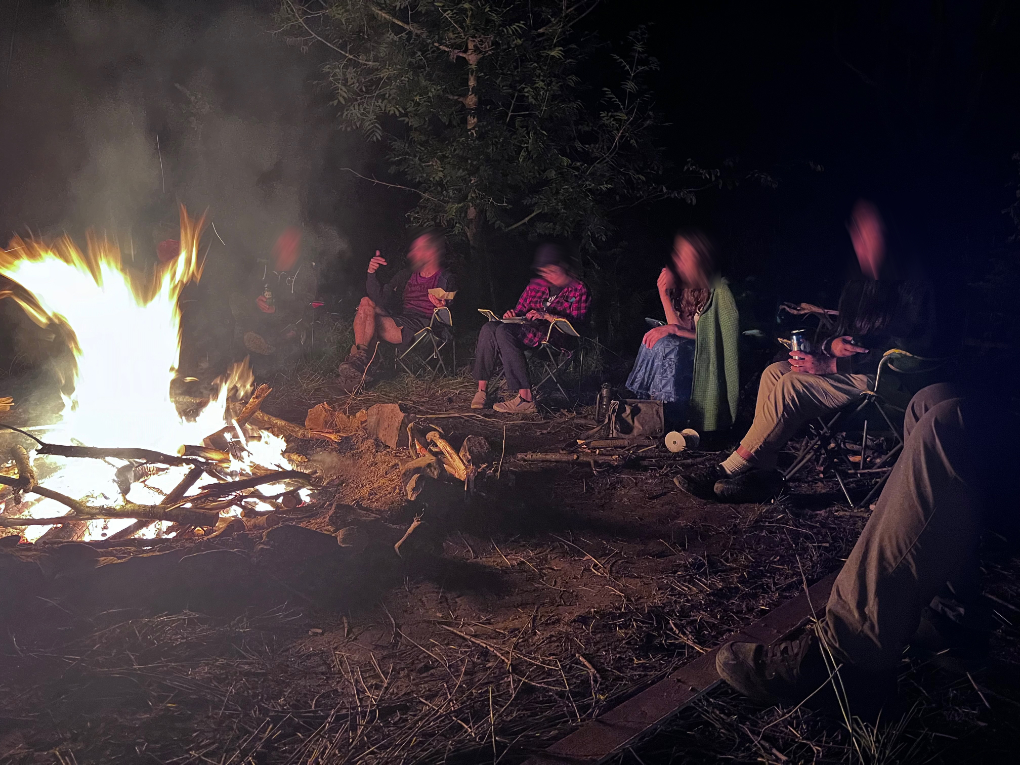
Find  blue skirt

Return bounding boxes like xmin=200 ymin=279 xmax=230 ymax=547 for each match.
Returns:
xmin=625 ymin=335 xmax=696 ymax=404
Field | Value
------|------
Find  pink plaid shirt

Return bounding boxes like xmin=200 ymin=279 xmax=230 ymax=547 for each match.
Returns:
xmin=513 ymin=278 xmax=590 ymax=348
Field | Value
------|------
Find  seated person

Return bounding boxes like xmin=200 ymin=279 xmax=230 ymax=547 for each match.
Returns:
xmin=625 ymin=229 xmax=739 ymax=432
xmin=717 ymin=382 xmax=1015 ymax=717
xmin=338 ymin=230 xmax=455 ymax=389
xmin=471 ymin=244 xmax=589 ymax=414
xmin=230 ymin=228 xmax=315 ymax=374
xmin=691 ymin=201 xmax=935 ymax=503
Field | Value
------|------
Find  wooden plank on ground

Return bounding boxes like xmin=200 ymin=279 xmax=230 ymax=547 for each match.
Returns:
xmin=522 ymin=572 xmax=838 ymax=765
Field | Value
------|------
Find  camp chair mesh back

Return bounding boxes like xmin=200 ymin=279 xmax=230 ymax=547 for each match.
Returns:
xmin=531 ymin=319 xmax=581 ymax=400
xmin=782 ymin=349 xmax=946 ymax=508
xmin=396 ymin=307 xmax=455 ymax=380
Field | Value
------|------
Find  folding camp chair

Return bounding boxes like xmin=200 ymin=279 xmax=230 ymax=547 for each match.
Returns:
xmin=782 ymin=349 xmax=947 ymax=508
xmin=395 ymin=306 xmax=455 ymax=380
xmin=529 ymin=318 xmax=581 ymax=400
xmin=484 ymin=316 xmax=582 ymax=401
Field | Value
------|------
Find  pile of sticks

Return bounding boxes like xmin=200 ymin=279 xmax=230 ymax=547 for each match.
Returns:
xmin=0 ymin=385 xmax=314 ymax=540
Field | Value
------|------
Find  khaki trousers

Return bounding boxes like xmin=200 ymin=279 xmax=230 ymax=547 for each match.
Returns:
xmin=740 ymin=361 xmax=873 ymax=468
xmin=821 ymin=384 xmax=1012 ymax=671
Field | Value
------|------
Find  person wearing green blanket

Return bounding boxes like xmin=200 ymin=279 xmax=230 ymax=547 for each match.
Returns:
xmin=625 ymin=230 xmax=740 ymax=432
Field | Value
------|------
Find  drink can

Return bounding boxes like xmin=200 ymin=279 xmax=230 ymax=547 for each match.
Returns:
xmin=790 ymin=329 xmax=811 ymax=353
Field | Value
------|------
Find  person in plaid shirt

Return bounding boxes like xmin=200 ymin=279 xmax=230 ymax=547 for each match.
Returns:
xmin=472 ymin=244 xmax=589 ymax=413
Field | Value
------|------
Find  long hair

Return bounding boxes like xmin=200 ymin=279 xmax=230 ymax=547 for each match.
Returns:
xmin=833 ymin=279 xmax=901 ymax=341
xmin=668 ymin=228 xmax=717 ymax=323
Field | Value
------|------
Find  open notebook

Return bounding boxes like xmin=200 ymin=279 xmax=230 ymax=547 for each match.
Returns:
xmin=478 ymin=309 xmax=525 ymax=324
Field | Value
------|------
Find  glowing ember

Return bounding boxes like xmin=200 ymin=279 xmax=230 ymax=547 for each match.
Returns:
xmin=1 ymin=207 xmax=304 ymax=541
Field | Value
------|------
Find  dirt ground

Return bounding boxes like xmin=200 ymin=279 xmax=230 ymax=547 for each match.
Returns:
xmin=2 ymin=371 xmax=1019 ymax=764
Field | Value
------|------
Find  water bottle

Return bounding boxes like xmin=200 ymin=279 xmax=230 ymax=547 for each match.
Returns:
xmin=595 ymin=383 xmax=611 ymax=423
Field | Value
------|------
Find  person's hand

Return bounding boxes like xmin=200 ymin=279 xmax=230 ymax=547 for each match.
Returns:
xmin=367 ymin=250 xmax=387 ymax=274
xmin=256 ymin=295 xmax=275 ymax=314
xmin=642 ymin=324 xmax=675 ymax=349
xmin=657 ymin=268 xmax=676 ymax=295
xmin=428 ymin=293 xmax=447 ymax=308
xmin=789 ymin=350 xmax=836 ymax=375
xmin=502 ymin=309 xmax=517 ymax=319
xmin=829 ymin=336 xmax=869 ymax=358
xmin=525 ymin=310 xmax=548 ymax=322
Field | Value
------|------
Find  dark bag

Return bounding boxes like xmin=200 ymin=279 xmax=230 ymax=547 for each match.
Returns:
xmin=608 ymin=399 xmax=665 ymax=439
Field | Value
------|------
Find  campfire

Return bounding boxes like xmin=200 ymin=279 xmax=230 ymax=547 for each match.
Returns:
xmin=0 ymin=208 xmax=312 ymax=543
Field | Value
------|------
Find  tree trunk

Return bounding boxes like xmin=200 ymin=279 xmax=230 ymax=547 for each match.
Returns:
xmin=465 ymin=213 xmax=496 ymax=308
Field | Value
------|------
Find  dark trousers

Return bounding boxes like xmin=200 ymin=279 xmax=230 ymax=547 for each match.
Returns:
xmin=822 ymin=383 xmax=1014 ymax=671
xmin=473 ymin=322 xmax=531 ymax=391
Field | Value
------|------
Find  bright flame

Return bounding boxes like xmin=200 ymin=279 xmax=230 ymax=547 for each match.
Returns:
xmin=1 ymin=207 xmax=303 ymax=541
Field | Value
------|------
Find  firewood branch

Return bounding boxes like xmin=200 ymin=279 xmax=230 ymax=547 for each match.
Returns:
xmin=0 ymin=476 xmax=219 ymax=527
xmin=35 ymin=443 xmax=203 ymax=467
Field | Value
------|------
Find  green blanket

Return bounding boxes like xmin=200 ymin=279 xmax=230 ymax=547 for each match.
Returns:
xmin=689 ymin=278 xmax=740 ymax=432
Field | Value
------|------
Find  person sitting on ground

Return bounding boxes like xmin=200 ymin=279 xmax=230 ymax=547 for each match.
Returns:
xmin=687 ymin=200 xmax=934 ymax=503
xmin=716 ymin=381 xmax=1015 ymax=718
xmin=471 ymin=244 xmax=590 ymax=414
xmin=338 ymin=230 xmax=456 ymax=390
xmin=625 ymin=229 xmax=740 ymax=432
xmin=231 ymin=228 xmax=315 ymax=374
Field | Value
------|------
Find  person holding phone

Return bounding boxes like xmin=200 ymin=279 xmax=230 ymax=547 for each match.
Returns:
xmin=338 ymin=230 xmax=456 ymax=390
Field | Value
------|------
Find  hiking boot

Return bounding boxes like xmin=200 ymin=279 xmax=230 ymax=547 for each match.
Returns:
xmin=337 ymin=346 xmax=374 ymax=388
xmin=717 ymin=626 xmax=829 ymax=705
xmin=493 ymin=395 xmax=537 ymax=414
xmin=713 ymin=468 xmax=784 ymax=503
xmin=674 ymin=464 xmax=725 ymax=500
xmin=470 ymin=390 xmax=488 ymax=409
xmin=718 ymin=624 xmax=897 ymax=718
xmin=243 ymin=332 xmax=275 ymax=356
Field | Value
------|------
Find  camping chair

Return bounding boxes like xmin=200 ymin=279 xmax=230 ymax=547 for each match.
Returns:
xmin=528 ymin=318 xmax=582 ymax=400
xmin=782 ymin=349 xmax=949 ymax=508
xmin=395 ymin=306 xmax=455 ymax=380
xmin=486 ymin=317 xmax=583 ymax=401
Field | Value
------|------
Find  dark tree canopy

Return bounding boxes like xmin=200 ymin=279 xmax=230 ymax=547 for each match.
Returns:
xmin=279 ymin=0 xmax=692 ymax=295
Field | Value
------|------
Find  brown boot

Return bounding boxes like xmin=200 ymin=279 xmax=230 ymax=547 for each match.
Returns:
xmin=337 ymin=346 xmax=372 ymax=392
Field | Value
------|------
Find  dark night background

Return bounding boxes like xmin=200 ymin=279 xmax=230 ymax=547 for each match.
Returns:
xmin=1 ymin=0 xmax=1018 ymax=370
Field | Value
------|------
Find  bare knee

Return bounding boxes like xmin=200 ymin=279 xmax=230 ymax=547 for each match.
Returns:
xmin=357 ymin=297 xmax=376 ymax=314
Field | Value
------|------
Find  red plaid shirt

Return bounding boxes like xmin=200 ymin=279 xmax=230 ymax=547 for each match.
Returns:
xmin=513 ymin=278 xmax=590 ymax=348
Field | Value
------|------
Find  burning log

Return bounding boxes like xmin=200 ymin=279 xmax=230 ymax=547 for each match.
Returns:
xmin=0 ymin=477 xmax=219 ymax=528
xmin=203 ymin=383 xmax=272 ymax=450
xmin=179 ymin=445 xmax=231 ymax=463
xmin=186 ymin=469 xmax=312 ymax=503
xmin=107 ymin=465 xmax=207 ymax=542
xmin=36 ymin=443 xmax=202 ymax=467
xmin=248 ymin=411 xmax=342 ymax=442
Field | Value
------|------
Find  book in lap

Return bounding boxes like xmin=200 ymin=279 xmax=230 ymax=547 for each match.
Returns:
xmin=478 ymin=309 xmax=525 ymax=323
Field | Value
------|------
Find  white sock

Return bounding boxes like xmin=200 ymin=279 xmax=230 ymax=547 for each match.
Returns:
xmin=720 ymin=451 xmax=753 ymax=477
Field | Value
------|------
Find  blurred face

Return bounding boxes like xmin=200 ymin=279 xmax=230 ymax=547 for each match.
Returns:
xmin=848 ymin=205 xmax=885 ymax=279
xmin=672 ymin=237 xmax=705 ymax=287
xmin=273 ymin=228 xmax=301 ymax=271
xmin=537 ymin=264 xmax=570 ymax=287
xmin=408 ymin=235 xmax=441 ymax=271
